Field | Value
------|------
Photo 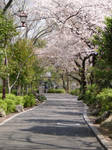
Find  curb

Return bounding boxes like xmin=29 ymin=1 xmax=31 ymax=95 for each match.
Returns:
xmin=0 ymin=101 xmax=46 ymax=126
xmin=0 ymin=107 xmax=36 ymax=126
xmin=83 ymin=104 xmax=112 ymax=150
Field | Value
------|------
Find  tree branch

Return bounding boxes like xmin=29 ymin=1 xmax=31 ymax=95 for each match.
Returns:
xmin=74 ymin=59 xmax=81 ymax=68
xmin=69 ymin=74 xmax=81 ymax=84
xmin=63 ymin=7 xmax=82 ymax=24
xmin=3 ymin=0 xmax=13 ymax=14
xmin=10 ymin=71 xmax=20 ymax=89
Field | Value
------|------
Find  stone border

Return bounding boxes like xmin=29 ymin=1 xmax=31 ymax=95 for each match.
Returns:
xmin=83 ymin=104 xmax=112 ymax=150
xmin=0 ymin=101 xmax=46 ymax=126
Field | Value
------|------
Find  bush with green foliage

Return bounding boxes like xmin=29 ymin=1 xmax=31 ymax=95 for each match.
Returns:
xmin=84 ymin=84 xmax=99 ymax=105
xmin=37 ymin=94 xmax=47 ymax=102
xmin=15 ymin=96 xmax=24 ymax=106
xmin=0 ymin=94 xmax=37 ymax=114
xmin=0 ymin=100 xmax=7 ymax=112
xmin=70 ymin=88 xmax=80 ymax=96
xmin=5 ymin=94 xmax=24 ymax=106
xmin=48 ymin=88 xmax=65 ymax=93
xmin=96 ymin=88 xmax=112 ymax=113
xmin=5 ymin=99 xmax=16 ymax=114
xmin=23 ymin=94 xmax=36 ymax=108
xmin=6 ymin=94 xmax=17 ymax=100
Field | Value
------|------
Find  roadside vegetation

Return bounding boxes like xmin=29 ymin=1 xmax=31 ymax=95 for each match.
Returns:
xmin=71 ymin=16 xmax=112 ymax=130
xmin=0 ymin=94 xmax=36 ymax=114
xmin=0 ymin=1 xmax=112 ymax=139
xmin=0 ymin=10 xmax=47 ymax=117
xmin=48 ymin=88 xmax=66 ymax=93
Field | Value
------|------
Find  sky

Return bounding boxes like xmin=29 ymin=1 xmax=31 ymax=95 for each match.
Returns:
xmin=6 ymin=0 xmax=111 ymax=40
xmin=25 ymin=0 xmax=35 ymax=7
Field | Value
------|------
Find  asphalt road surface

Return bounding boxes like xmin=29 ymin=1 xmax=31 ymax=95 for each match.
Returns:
xmin=0 ymin=94 xmax=104 ymax=150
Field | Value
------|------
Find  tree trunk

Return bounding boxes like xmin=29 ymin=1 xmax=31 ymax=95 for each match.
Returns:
xmin=2 ymin=79 xmax=6 ymax=99
xmin=66 ymin=74 xmax=70 ymax=93
xmin=80 ymin=58 xmax=87 ymax=96
xmin=17 ymin=85 xmax=21 ymax=96
xmin=2 ymin=57 xmax=7 ymax=99
xmin=7 ymin=73 xmax=12 ymax=94
xmin=26 ymin=85 xmax=29 ymax=95
xmin=21 ymin=86 xmax=24 ymax=96
xmin=30 ymin=83 xmax=33 ymax=92
xmin=89 ymin=54 xmax=97 ymax=85
xmin=8 ymin=87 xmax=11 ymax=94
xmin=80 ymin=69 xmax=86 ymax=95
xmin=61 ymin=74 xmax=66 ymax=90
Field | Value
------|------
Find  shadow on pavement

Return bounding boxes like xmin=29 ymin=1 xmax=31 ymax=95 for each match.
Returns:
xmin=21 ymin=124 xmax=94 ymax=137
xmin=24 ymin=118 xmax=84 ymax=124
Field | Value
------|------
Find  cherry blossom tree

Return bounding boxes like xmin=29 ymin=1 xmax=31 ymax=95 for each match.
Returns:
xmin=33 ymin=0 xmax=112 ymax=92
xmin=1 ymin=0 xmax=112 ymax=92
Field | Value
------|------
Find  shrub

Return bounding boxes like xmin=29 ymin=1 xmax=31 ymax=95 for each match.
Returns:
xmin=0 ymin=99 xmax=7 ymax=112
xmin=0 ymin=93 xmax=37 ymax=115
xmin=48 ymin=88 xmax=65 ymax=93
xmin=0 ymin=93 xmax=2 ymax=99
xmin=48 ymin=89 xmax=56 ymax=93
xmin=84 ymin=84 xmax=99 ymax=105
xmin=0 ymin=86 xmax=3 ymax=93
xmin=96 ymin=88 xmax=112 ymax=113
xmin=37 ymin=94 xmax=47 ymax=102
xmin=15 ymin=96 xmax=24 ymax=106
xmin=6 ymin=94 xmax=16 ymax=100
xmin=5 ymin=99 xmax=16 ymax=114
xmin=23 ymin=95 xmax=36 ymax=108
xmin=6 ymin=94 xmax=25 ymax=106
xmin=70 ymin=88 xmax=80 ymax=96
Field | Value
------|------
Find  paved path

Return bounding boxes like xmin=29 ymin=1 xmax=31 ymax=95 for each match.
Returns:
xmin=0 ymin=94 xmax=104 ymax=150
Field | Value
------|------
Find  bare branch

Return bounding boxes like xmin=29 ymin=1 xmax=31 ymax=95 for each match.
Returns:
xmin=63 ymin=7 xmax=82 ymax=24
xmin=3 ymin=0 xmax=13 ymax=13
xmin=69 ymin=74 xmax=81 ymax=84
xmin=10 ymin=71 xmax=20 ymax=89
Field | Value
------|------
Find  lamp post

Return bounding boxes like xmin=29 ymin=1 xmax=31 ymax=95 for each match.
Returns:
xmin=2 ymin=11 xmax=27 ymax=99
xmin=19 ymin=11 xmax=28 ymax=38
xmin=19 ymin=11 xmax=27 ymax=27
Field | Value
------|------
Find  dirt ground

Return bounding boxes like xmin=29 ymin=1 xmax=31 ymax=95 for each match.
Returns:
xmin=87 ymin=109 xmax=112 ymax=142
